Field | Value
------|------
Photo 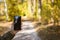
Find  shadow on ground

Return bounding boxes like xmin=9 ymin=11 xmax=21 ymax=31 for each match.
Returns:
xmin=0 ymin=26 xmax=9 ymax=35
xmin=38 ymin=25 xmax=60 ymax=40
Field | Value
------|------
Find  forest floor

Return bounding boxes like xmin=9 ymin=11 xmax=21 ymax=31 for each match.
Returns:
xmin=0 ymin=21 xmax=60 ymax=40
xmin=0 ymin=21 xmax=53 ymax=35
xmin=0 ymin=21 xmax=12 ymax=35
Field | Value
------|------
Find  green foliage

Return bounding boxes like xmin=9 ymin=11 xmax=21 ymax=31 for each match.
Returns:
xmin=6 ymin=0 xmax=28 ymax=20
xmin=4 ymin=0 xmax=60 ymax=23
xmin=40 ymin=0 xmax=60 ymax=25
xmin=18 ymin=1 xmax=28 ymax=16
xmin=41 ymin=0 xmax=52 ymax=24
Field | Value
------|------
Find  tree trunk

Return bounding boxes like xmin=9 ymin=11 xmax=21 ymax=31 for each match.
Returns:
xmin=4 ymin=0 xmax=9 ymax=21
xmin=28 ymin=0 xmax=32 ymax=14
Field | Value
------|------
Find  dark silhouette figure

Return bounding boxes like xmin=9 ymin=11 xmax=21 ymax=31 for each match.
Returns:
xmin=14 ymin=16 xmax=21 ymax=30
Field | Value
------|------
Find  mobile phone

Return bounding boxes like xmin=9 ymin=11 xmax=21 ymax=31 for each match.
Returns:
xmin=14 ymin=16 xmax=21 ymax=30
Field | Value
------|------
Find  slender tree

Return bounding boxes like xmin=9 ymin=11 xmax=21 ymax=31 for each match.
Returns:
xmin=4 ymin=0 xmax=9 ymax=21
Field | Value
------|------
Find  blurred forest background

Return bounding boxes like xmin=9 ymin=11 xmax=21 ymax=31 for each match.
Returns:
xmin=0 ymin=0 xmax=60 ymax=40
xmin=0 ymin=0 xmax=60 ymax=25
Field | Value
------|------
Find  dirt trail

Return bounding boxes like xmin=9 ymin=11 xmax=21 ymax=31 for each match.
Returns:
xmin=0 ymin=21 xmax=12 ymax=27
xmin=0 ymin=21 xmax=12 ymax=35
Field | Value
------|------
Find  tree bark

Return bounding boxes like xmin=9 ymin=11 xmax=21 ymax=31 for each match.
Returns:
xmin=4 ymin=0 xmax=9 ymax=21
